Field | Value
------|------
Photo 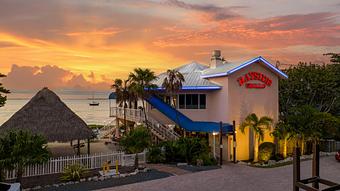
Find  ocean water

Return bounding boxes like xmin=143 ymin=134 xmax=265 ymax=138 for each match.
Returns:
xmin=0 ymin=91 xmax=116 ymax=126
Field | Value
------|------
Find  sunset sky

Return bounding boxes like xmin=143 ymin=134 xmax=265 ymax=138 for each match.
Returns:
xmin=0 ymin=0 xmax=339 ymax=91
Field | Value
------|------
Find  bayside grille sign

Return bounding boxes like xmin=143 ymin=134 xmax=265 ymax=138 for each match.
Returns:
xmin=237 ymin=72 xmax=272 ymax=89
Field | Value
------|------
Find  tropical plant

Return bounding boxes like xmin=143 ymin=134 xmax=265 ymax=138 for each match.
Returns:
xmin=112 ymin=78 xmax=131 ymax=128
xmin=177 ymin=137 xmax=210 ymax=164
xmin=162 ymin=137 xmax=212 ymax=165
xmin=271 ymin=122 xmax=290 ymax=158
xmin=284 ymin=105 xmax=340 ymax=154
xmin=258 ymin=142 xmax=276 ymax=162
xmin=240 ymin=113 xmax=273 ymax=162
xmin=0 ymin=73 xmax=10 ymax=108
xmin=162 ymin=69 xmax=185 ymax=127
xmin=119 ymin=125 xmax=151 ymax=169
xmin=128 ymin=68 xmax=157 ymax=127
xmin=194 ymin=153 xmax=217 ymax=166
xmin=163 ymin=140 xmax=181 ymax=163
xmin=60 ymin=163 xmax=88 ymax=181
xmin=147 ymin=145 xmax=165 ymax=163
xmin=162 ymin=69 xmax=185 ymax=108
xmin=0 ymin=130 xmax=50 ymax=182
xmin=279 ymin=63 xmax=339 ymax=118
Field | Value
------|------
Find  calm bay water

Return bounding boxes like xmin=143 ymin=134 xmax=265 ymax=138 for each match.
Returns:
xmin=0 ymin=91 xmax=116 ymax=126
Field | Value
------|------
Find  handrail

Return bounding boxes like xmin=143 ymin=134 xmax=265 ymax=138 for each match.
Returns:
xmin=110 ymin=107 xmax=179 ymax=141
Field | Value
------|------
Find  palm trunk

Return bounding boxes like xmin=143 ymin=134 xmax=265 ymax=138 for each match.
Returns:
xmin=142 ymin=100 xmax=148 ymax=128
xmin=134 ymin=153 xmax=139 ymax=170
xmin=253 ymin=134 xmax=259 ymax=162
xmin=124 ymin=107 xmax=127 ymax=129
xmin=283 ymin=138 xmax=287 ymax=158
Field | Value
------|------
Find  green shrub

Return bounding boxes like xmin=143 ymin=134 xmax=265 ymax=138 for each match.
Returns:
xmin=163 ymin=137 xmax=211 ymax=165
xmin=147 ymin=146 xmax=165 ymax=163
xmin=163 ymin=141 xmax=181 ymax=163
xmin=258 ymin=142 xmax=276 ymax=162
xmin=177 ymin=137 xmax=210 ymax=164
xmin=194 ymin=153 xmax=217 ymax=166
xmin=60 ymin=163 xmax=88 ymax=181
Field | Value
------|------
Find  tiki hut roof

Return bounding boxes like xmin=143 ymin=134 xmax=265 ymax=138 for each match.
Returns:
xmin=0 ymin=87 xmax=94 ymax=142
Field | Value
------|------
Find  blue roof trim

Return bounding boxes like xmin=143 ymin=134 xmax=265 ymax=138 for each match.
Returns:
xmin=201 ymin=56 xmax=288 ymax=79
xmin=149 ymin=86 xmax=222 ymax=91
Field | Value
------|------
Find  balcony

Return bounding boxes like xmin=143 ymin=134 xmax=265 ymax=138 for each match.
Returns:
xmin=110 ymin=107 xmax=145 ymax=123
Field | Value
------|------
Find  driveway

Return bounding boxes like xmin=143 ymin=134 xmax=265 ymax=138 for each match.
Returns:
xmin=97 ymin=156 xmax=340 ymax=191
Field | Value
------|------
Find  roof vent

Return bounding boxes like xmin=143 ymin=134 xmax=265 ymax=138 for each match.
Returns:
xmin=210 ymin=50 xmax=224 ymax=68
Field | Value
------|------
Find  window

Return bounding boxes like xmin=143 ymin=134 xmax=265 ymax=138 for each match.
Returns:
xmin=179 ymin=94 xmax=185 ymax=109
xmin=186 ymin=94 xmax=198 ymax=109
xmin=177 ymin=94 xmax=206 ymax=109
xmin=199 ymin=94 xmax=206 ymax=109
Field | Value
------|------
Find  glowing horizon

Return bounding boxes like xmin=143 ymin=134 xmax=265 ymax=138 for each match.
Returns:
xmin=0 ymin=0 xmax=339 ymax=91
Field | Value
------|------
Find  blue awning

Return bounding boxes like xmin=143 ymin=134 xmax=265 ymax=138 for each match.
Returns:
xmin=108 ymin=92 xmax=116 ymax=99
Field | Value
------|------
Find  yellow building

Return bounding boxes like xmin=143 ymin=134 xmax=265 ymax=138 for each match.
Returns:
xmin=110 ymin=50 xmax=288 ymax=161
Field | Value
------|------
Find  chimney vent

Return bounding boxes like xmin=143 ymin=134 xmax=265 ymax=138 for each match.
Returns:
xmin=210 ymin=50 xmax=224 ymax=68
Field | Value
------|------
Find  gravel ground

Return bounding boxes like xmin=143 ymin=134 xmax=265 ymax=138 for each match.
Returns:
xmin=38 ymin=169 xmax=172 ymax=191
xmin=97 ymin=156 xmax=340 ymax=191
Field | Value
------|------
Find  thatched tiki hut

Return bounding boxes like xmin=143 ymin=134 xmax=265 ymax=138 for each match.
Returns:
xmin=0 ymin=87 xmax=94 ymax=155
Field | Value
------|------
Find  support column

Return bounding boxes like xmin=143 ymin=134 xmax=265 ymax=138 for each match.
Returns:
xmin=312 ymin=142 xmax=320 ymax=189
xmin=293 ymin=147 xmax=301 ymax=191
xmin=233 ymin=120 xmax=237 ymax=163
xmin=219 ymin=121 xmax=223 ymax=166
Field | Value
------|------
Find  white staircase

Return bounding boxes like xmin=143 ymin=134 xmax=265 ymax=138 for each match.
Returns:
xmin=146 ymin=116 xmax=180 ymax=141
xmin=110 ymin=107 xmax=180 ymax=141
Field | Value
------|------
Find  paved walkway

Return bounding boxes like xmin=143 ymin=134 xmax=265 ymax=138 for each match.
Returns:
xmin=97 ymin=156 xmax=340 ymax=191
xmin=146 ymin=164 xmax=190 ymax=176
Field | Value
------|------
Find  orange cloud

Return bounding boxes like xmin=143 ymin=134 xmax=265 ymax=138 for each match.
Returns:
xmin=0 ymin=0 xmax=339 ymax=91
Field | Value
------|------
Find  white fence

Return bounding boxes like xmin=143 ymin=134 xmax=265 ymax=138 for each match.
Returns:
xmin=320 ymin=139 xmax=340 ymax=152
xmin=5 ymin=151 xmax=146 ymax=180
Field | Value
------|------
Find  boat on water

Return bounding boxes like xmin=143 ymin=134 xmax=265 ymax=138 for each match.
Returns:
xmin=89 ymin=92 xmax=99 ymax=106
xmin=89 ymin=101 xmax=99 ymax=106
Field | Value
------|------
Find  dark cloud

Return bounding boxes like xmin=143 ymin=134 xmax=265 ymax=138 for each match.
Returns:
xmin=163 ymin=0 xmax=244 ymax=20
xmin=250 ymin=12 xmax=337 ymax=32
xmin=2 ymin=64 xmax=110 ymax=91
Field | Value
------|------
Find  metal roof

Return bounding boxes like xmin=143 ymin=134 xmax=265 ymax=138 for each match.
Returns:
xmin=153 ymin=62 xmax=222 ymax=90
xmin=201 ymin=57 xmax=288 ymax=79
xmin=153 ymin=57 xmax=288 ymax=90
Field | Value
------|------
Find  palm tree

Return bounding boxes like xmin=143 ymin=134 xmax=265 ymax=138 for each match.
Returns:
xmin=120 ymin=125 xmax=151 ymax=169
xmin=112 ymin=78 xmax=130 ymax=128
xmin=162 ymin=69 xmax=185 ymax=108
xmin=0 ymin=130 xmax=50 ymax=182
xmin=0 ymin=73 xmax=10 ymax=108
xmin=129 ymin=68 xmax=157 ymax=127
xmin=162 ymin=69 xmax=185 ymax=127
xmin=240 ymin=113 xmax=273 ymax=162
xmin=271 ymin=122 xmax=290 ymax=158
